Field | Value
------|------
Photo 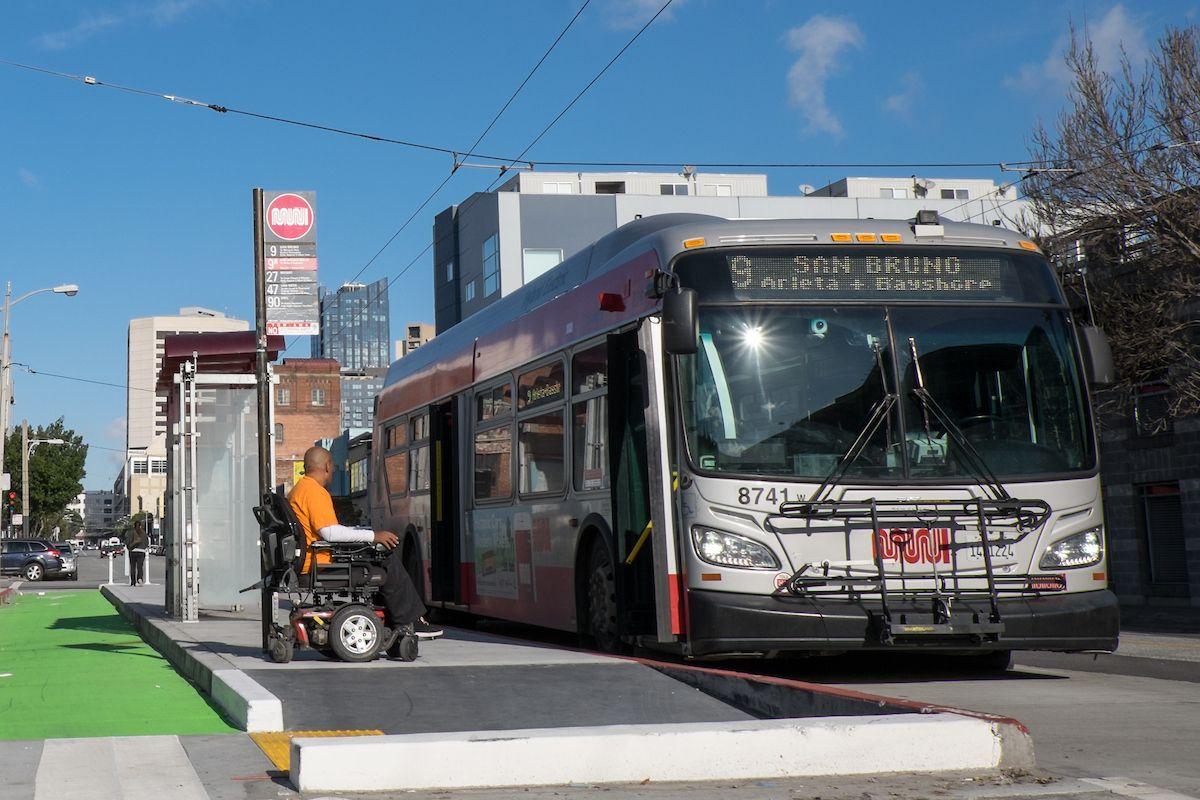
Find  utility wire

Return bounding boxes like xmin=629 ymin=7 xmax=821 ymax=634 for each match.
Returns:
xmin=292 ymin=0 xmax=593 ymax=356
xmin=295 ymin=0 xmax=677 ymax=361
xmin=12 ymin=363 xmax=153 ymax=392
xmin=0 ymin=56 xmax=1047 ymax=172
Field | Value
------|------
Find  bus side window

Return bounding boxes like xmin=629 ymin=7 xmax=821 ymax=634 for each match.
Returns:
xmin=519 ymin=411 xmax=565 ymax=495
xmin=571 ymin=343 xmax=608 ymax=492
xmin=475 ymin=382 xmax=514 ymax=501
xmin=384 ymin=418 xmax=408 ymax=497
xmin=410 ymin=412 xmax=430 ymax=493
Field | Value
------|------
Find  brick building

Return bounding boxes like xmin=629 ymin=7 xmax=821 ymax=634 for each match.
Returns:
xmin=274 ymin=358 xmax=342 ymax=491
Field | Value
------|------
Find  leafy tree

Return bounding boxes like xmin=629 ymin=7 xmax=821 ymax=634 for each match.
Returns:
xmin=2 ymin=418 xmax=88 ymax=536
xmin=1024 ymin=25 xmax=1200 ymax=420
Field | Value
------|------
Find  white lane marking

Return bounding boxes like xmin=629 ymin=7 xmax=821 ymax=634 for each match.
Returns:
xmin=1082 ymin=777 xmax=1200 ymax=800
xmin=34 ymin=736 xmax=209 ymax=800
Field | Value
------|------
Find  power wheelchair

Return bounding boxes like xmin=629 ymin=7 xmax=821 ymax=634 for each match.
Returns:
xmin=252 ymin=491 xmax=419 ymax=664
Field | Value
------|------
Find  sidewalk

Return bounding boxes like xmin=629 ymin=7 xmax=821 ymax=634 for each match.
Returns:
xmin=100 ymin=584 xmax=1035 ymax=793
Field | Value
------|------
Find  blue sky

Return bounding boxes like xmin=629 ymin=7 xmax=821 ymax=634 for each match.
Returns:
xmin=0 ymin=0 xmax=1186 ymax=489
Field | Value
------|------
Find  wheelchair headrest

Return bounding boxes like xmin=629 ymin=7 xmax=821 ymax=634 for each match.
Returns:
xmin=255 ymin=490 xmax=306 ymax=575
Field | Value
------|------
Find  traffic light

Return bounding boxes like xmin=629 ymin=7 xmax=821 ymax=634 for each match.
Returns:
xmin=5 ymin=492 xmax=14 ymax=510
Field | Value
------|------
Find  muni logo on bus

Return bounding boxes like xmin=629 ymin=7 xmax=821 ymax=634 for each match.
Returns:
xmin=873 ymin=527 xmax=952 ymax=565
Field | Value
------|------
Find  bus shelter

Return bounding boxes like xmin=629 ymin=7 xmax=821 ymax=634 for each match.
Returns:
xmin=160 ymin=332 xmax=282 ymax=621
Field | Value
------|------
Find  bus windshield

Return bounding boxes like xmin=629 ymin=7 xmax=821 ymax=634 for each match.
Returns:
xmin=678 ymin=304 xmax=1094 ymax=482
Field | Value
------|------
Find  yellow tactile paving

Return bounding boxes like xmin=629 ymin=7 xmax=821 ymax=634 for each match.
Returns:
xmin=249 ymin=729 xmax=383 ymax=771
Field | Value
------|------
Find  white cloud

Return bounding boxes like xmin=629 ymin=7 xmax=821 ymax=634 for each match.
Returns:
xmin=603 ymin=0 xmax=686 ymax=30
xmin=883 ymin=71 xmax=923 ymax=118
xmin=17 ymin=168 xmax=40 ymax=188
xmin=34 ymin=0 xmax=213 ymax=50
xmin=1005 ymin=4 xmax=1148 ymax=93
xmin=784 ymin=15 xmax=864 ymax=137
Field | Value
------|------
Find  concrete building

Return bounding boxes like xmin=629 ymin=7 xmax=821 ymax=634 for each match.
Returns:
xmin=122 ymin=308 xmax=248 ymax=522
xmin=310 ymin=279 xmax=391 ymax=429
xmin=82 ymin=490 xmax=117 ymax=537
xmin=395 ymin=322 xmax=434 ymax=360
xmin=274 ymin=358 xmax=343 ymax=492
xmin=433 ymin=172 xmax=1029 ymax=332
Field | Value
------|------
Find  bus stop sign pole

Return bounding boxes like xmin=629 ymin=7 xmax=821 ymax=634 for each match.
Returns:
xmin=252 ymin=187 xmax=272 ymax=652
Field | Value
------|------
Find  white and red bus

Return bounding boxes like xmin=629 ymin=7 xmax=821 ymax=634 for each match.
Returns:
xmin=372 ymin=213 xmax=1119 ymax=661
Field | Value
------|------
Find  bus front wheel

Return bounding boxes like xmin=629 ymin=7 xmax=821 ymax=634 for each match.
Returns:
xmin=586 ymin=538 xmax=621 ymax=653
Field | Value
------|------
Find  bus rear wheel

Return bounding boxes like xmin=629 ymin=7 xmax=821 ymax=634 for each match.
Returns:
xmin=586 ymin=538 xmax=621 ymax=653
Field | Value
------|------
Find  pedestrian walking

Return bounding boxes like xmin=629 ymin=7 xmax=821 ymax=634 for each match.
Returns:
xmin=126 ymin=518 xmax=148 ymax=586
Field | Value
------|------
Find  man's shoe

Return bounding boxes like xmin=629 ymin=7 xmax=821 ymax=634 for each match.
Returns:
xmin=413 ymin=618 xmax=443 ymax=640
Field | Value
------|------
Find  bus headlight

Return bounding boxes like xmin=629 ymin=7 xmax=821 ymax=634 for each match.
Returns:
xmin=1039 ymin=526 xmax=1104 ymax=569
xmin=691 ymin=528 xmax=780 ymax=570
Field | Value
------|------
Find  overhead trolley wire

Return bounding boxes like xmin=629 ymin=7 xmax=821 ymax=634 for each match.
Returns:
xmin=0 ymin=55 xmax=1050 ymax=173
xmin=286 ymin=0 xmax=594 ymax=355
xmin=292 ymin=0 xmax=677 ymax=359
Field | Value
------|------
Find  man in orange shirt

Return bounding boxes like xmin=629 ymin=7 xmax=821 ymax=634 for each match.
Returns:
xmin=289 ymin=446 xmax=441 ymax=643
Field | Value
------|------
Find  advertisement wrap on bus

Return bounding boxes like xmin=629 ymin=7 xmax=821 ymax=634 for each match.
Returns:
xmin=373 ymin=212 xmax=1119 ymax=663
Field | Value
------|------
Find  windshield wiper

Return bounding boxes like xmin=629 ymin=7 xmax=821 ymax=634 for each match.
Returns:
xmin=907 ymin=337 xmax=1010 ymax=503
xmin=804 ymin=341 xmax=896 ymax=506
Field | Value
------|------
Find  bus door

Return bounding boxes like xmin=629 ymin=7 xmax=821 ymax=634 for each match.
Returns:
xmin=429 ymin=397 xmax=461 ymax=603
xmin=609 ymin=320 xmax=681 ymax=642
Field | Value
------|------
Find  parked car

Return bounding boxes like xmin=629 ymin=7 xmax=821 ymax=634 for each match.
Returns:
xmin=148 ymin=544 xmax=165 ymax=557
xmin=0 ymin=540 xmax=66 ymax=582
xmin=45 ymin=541 xmax=79 ymax=580
xmin=100 ymin=538 xmax=125 ymax=558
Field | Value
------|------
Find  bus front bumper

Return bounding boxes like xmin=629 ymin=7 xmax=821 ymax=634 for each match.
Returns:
xmin=684 ymin=588 xmax=1120 ymax=657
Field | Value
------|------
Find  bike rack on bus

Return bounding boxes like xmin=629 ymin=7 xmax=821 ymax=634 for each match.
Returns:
xmin=771 ymin=497 xmax=1052 ymax=645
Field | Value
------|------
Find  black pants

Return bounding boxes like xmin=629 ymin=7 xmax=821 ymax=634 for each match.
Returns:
xmin=379 ymin=548 xmax=426 ymax=626
xmin=129 ymin=551 xmax=145 ymax=585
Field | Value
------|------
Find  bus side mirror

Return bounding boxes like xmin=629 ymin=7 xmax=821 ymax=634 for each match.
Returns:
xmin=1078 ymin=325 xmax=1115 ymax=387
xmin=662 ymin=289 xmax=698 ymax=355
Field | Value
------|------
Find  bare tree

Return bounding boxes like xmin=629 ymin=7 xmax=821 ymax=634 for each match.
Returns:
xmin=1025 ymin=25 xmax=1200 ymax=420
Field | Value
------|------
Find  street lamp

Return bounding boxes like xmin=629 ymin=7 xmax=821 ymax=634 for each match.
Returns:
xmin=0 ymin=284 xmax=79 ymax=479
xmin=0 ymin=282 xmax=79 ymax=534
xmin=17 ymin=430 xmax=68 ymax=536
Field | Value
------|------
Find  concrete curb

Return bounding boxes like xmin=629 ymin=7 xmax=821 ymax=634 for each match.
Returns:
xmin=101 ymin=585 xmax=283 ymax=732
xmin=290 ymin=713 xmax=1015 ymax=793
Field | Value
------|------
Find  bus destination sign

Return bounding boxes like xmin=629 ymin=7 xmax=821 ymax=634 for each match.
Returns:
xmin=726 ymin=253 xmax=1013 ymax=300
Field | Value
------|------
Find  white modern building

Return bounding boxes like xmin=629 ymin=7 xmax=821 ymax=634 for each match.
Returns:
xmin=433 ymin=172 xmax=1029 ymax=331
xmin=118 ymin=307 xmax=248 ymax=522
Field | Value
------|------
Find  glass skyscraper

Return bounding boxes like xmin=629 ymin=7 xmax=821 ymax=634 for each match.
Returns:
xmin=311 ymin=279 xmax=391 ymax=429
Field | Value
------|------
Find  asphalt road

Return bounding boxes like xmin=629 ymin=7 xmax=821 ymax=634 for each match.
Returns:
xmin=7 ymin=549 xmax=167 ymax=590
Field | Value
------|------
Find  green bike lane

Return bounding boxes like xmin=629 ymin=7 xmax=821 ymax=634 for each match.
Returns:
xmin=0 ymin=589 xmax=239 ymax=740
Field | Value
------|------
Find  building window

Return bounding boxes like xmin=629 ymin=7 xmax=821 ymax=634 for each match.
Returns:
xmin=151 ymin=458 xmax=167 ymax=475
xmin=443 ymin=260 xmax=454 ymax=282
xmin=1133 ymin=383 xmax=1172 ymax=437
xmin=879 ymin=187 xmax=908 ymax=199
xmin=464 ymin=279 xmax=476 ymax=302
xmin=132 ymin=459 xmax=148 ymax=475
xmin=940 ymin=188 xmax=969 ymax=199
xmin=1139 ymin=484 xmax=1189 ymax=585
xmin=482 ymin=234 xmax=500 ymax=296
xmin=349 ymin=459 xmax=368 ymax=494
xmin=542 ymin=181 xmax=573 ymax=194
xmin=277 ymin=387 xmax=291 ymax=406
xmin=311 ymin=388 xmax=327 ymax=407
xmin=703 ymin=184 xmax=733 ymax=197
xmin=274 ymin=423 xmax=284 ymax=443
xmin=595 ymin=181 xmax=625 ymax=194
xmin=523 ymin=248 xmax=563 ymax=283
xmin=660 ymin=184 xmax=689 ymax=195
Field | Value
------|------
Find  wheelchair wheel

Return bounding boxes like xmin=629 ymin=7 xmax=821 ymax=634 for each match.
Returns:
xmin=329 ymin=604 xmax=383 ymax=662
xmin=392 ymin=634 xmax=419 ymax=662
